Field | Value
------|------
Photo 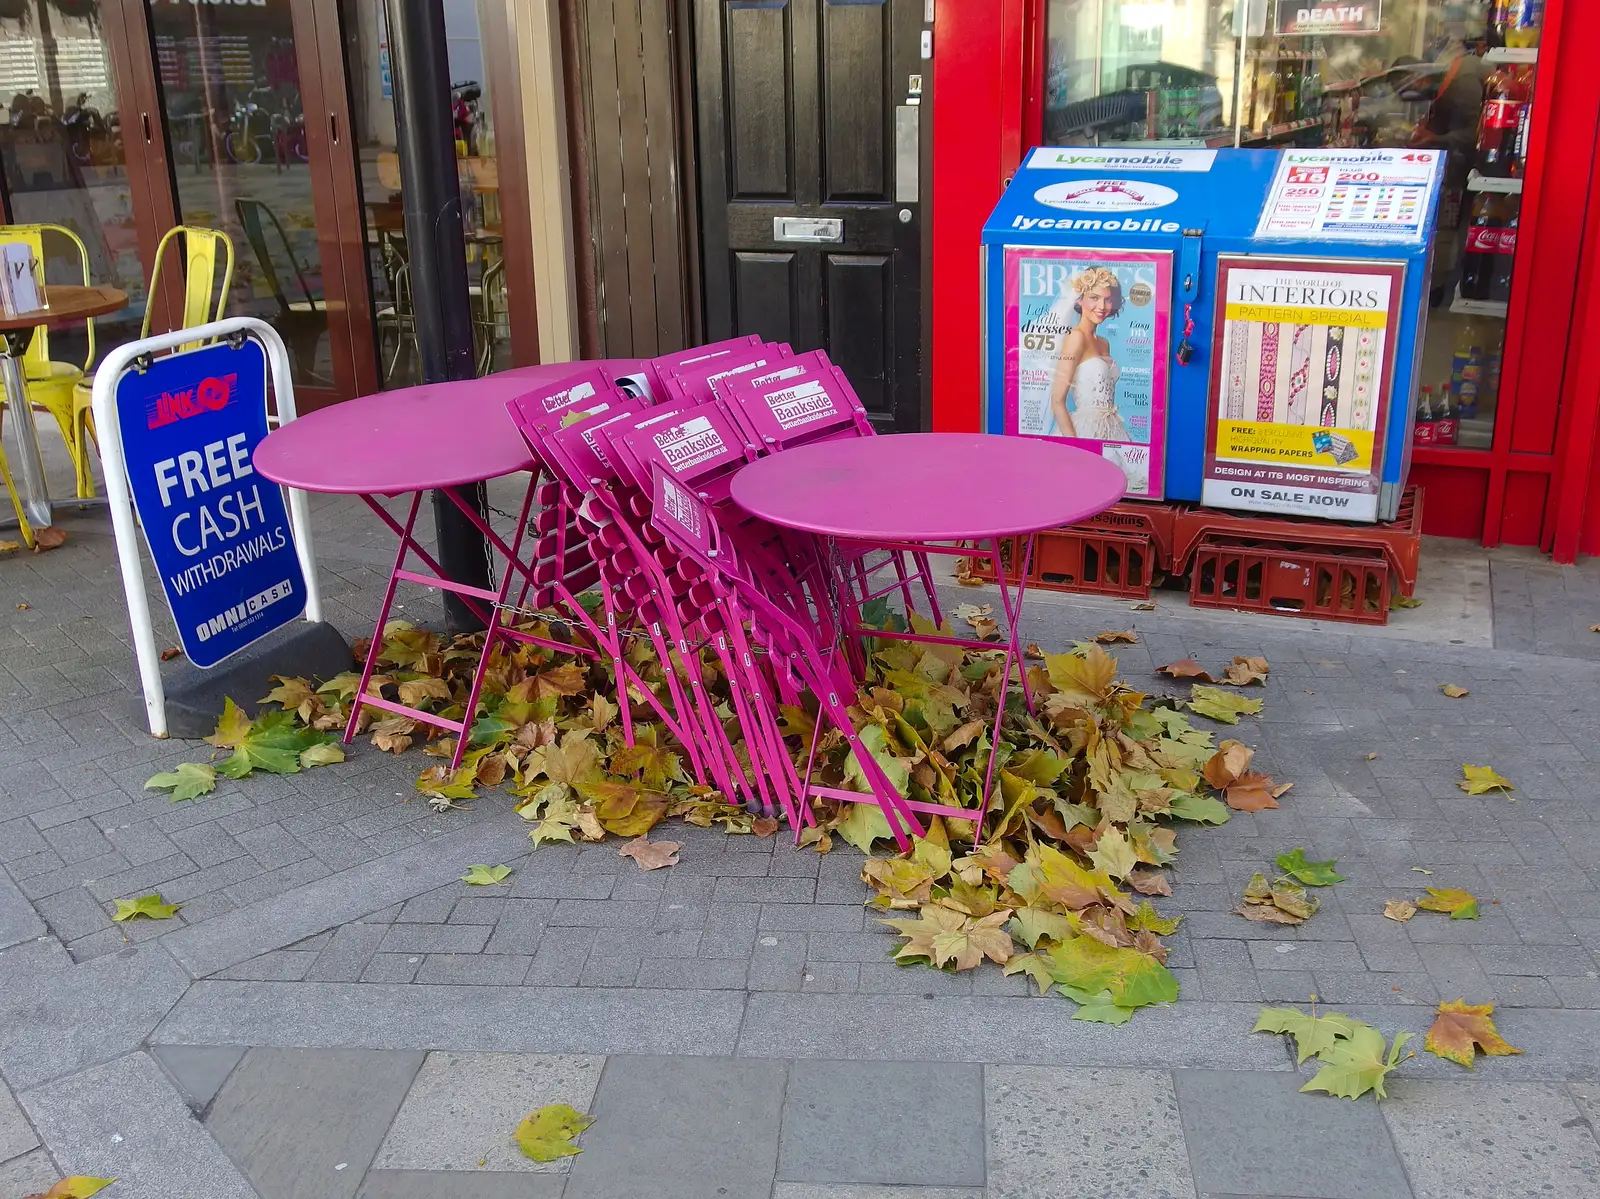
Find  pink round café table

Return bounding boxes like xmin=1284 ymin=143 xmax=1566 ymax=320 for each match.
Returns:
xmin=254 ymin=362 xmax=640 ymax=494
xmin=729 ymin=432 xmax=1127 ymax=542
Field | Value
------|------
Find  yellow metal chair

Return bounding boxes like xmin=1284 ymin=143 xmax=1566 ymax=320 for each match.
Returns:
xmin=0 ymin=223 xmax=96 ymax=499
xmin=70 ymin=225 xmax=233 ymax=497
xmin=0 ymin=406 xmax=35 ymax=549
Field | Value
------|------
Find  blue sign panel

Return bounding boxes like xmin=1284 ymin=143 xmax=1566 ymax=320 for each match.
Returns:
xmin=116 ymin=339 xmax=305 ymax=669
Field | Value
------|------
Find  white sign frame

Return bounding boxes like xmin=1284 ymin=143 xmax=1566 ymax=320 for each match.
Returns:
xmin=91 ymin=317 xmax=323 ymax=738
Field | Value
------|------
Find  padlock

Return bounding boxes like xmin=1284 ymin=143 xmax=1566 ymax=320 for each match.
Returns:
xmin=1175 ymin=341 xmax=1193 ymax=366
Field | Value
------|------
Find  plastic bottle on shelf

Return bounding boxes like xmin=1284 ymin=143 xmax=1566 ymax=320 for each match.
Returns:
xmin=1493 ymin=199 xmax=1521 ymax=303
xmin=1496 ymin=0 xmax=1543 ymax=48
xmin=1450 ymin=321 xmax=1485 ymax=417
xmin=1461 ymin=193 xmax=1506 ymax=300
xmin=1414 ymin=386 xmax=1437 ymax=445
xmin=1435 ymin=387 xmax=1459 ymax=446
xmin=1476 ymin=62 xmax=1532 ymax=177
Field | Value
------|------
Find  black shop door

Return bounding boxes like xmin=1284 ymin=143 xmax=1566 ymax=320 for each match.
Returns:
xmin=693 ymin=0 xmax=926 ymax=431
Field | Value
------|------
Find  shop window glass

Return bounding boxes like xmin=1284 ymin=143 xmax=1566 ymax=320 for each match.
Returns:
xmin=341 ymin=0 xmax=508 ymax=390
xmin=1042 ymin=0 xmax=1545 ymax=448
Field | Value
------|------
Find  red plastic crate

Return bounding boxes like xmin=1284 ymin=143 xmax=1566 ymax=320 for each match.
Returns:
xmin=1078 ymin=500 xmax=1180 ymax=571
xmin=1030 ymin=527 xmax=1155 ymax=599
xmin=963 ymin=527 xmax=1155 ymax=598
xmin=1174 ymin=486 xmax=1423 ymax=597
xmin=1188 ymin=539 xmax=1392 ymax=624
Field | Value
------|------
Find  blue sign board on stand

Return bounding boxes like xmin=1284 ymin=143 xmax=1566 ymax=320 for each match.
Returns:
xmin=114 ymin=338 xmax=306 ymax=668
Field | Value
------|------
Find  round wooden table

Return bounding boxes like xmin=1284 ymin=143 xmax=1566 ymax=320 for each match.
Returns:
xmin=1 ymin=285 xmax=128 ymax=529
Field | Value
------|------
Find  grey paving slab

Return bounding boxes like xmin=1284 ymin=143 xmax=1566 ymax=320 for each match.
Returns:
xmin=1172 ymin=1069 xmax=1410 ymax=1199
xmin=374 ymin=1051 xmax=603 ymax=1173
xmin=149 ymin=1044 xmax=247 ymax=1112
xmin=205 ymin=1047 xmax=423 ymax=1199
xmin=155 ymin=980 xmax=747 ymax=1056
xmin=0 ymin=1147 xmax=61 ymax=1196
xmin=778 ymin=1060 xmax=983 ymax=1187
xmin=564 ymin=1055 xmax=786 ymax=1199
xmin=357 ymin=1172 xmax=568 ymax=1198
xmin=985 ymin=1066 xmax=1192 ymax=1199
xmin=740 ymin=996 xmax=1291 ymax=1068
xmin=20 ymin=1051 xmax=257 ymax=1199
xmin=0 ymin=940 xmax=189 ymax=1091
xmin=0 ymin=1074 xmax=39 ymax=1162
xmin=0 ymin=873 xmax=45 ymax=951
xmin=772 ymin=1188 xmax=983 ymax=1199
xmin=158 ymin=809 xmax=534 ymax=977
xmin=1382 ymin=1080 xmax=1600 ymax=1198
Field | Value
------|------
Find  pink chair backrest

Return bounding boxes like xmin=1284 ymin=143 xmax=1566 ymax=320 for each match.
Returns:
xmin=657 ymin=343 xmax=793 ymax=407
xmin=640 ymin=335 xmax=765 ymax=399
xmin=724 ymin=352 xmax=873 ymax=450
xmin=504 ymin=364 xmax=633 ymax=429
xmin=614 ymin=401 xmax=756 ymax=503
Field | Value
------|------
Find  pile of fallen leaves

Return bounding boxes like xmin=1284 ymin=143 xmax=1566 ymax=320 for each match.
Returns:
xmin=145 ymin=610 xmax=1292 ymax=1024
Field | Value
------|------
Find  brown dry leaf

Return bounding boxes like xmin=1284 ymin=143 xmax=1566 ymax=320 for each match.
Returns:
xmin=618 ymin=836 xmax=680 ymax=870
xmin=0 ymin=539 xmax=20 ymax=555
xmin=1095 ymin=630 xmax=1139 ymax=644
xmin=1592 ymin=624 xmax=1600 ymax=633
xmin=159 ymin=646 xmax=184 ymax=661
xmin=1157 ymin=659 xmax=1215 ymax=682
xmin=1424 ymin=1000 xmax=1520 ymax=1068
xmin=371 ymin=715 xmax=417 ymax=754
xmin=942 ymin=720 xmax=987 ymax=753
xmin=1131 ymin=600 xmax=1157 ymax=611
xmin=1364 ymin=752 xmax=1380 ymax=761
xmin=1222 ymin=656 xmax=1270 ymax=686
xmin=1225 ymin=770 xmax=1292 ymax=812
xmin=31 ymin=526 xmax=67 ymax=551
xmin=1440 ymin=684 xmax=1470 ymax=698
xmin=971 ymin=617 xmax=1000 ymax=641
xmin=954 ymin=558 xmax=982 ymax=586
xmin=575 ymin=806 xmax=607 ymax=842
xmin=1238 ymin=902 xmax=1304 ymax=925
xmin=14 ymin=602 xmax=29 ymax=609
xmin=475 ymin=752 xmax=509 ymax=788
xmin=1024 ymin=643 xmax=1046 ymax=660
xmin=1202 ymin=739 xmax=1255 ymax=789
xmin=752 ymin=817 xmax=780 ymax=838
xmin=1127 ymin=867 xmax=1172 ymax=896
xmin=1384 ymin=900 xmax=1417 ymax=922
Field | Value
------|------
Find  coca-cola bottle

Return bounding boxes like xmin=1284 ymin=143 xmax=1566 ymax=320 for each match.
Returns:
xmin=1493 ymin=199 xmax=1521 ymax=303
xmin=1414 ymin=386 xmax=1437 ymax=446
xmin=1434 ymin=387 xmax=1459 ymax=446
xmin=1462 ymin=193 xmax=1506 ymax=300
xmin=1476 ymin=63 xmax=1531 ymax=177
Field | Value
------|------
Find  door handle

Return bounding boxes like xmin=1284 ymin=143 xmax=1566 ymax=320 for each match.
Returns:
xmin=895 ymin=105 xmax=919 ymax=203
xmin=329 ymin=113 xmax=340 ymax=145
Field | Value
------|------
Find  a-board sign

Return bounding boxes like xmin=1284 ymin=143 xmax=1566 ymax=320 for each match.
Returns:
xmin=115 ymin=339 xmax=306 ymax=668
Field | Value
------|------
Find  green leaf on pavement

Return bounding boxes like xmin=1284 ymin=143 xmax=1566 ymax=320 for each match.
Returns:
xmin=1416 ymin=887 xmax=1479 ymax=920
xmin=1167 ymin=792 xmax=1231 ymax=825
xmin=461 ymin=864 xmax=512 ymax=886
xmin=144 ymin=762 xmax=218 ymax=803
xmin=1275 ymin=847 xmax=1345 ymax=886
xmin=1042 ymin=934 xmax=1179 ymax=1011
xmin=216 ymin=710 xmax=332 ymax=779
xmin=515 ymin=1103 xmax=594 ymax=1162
xmin=297 ymin=742 xmax=346 ymax=768
xmin=1187 ymin=685 xmax=1263 ymax=725
xmin=112 ymin=893 xmax=180 ymax=922
xmin=40 ymin=1178 xmax=116 ymax=1198
xmin=1060 ymin=984 xmax=1137 ymax=1024
xmin=1458 ymin=764 xmax=1514 ymax=795
xmin=204 ymin=696 xmax=253 ymax=748
xmin=1302 ymin=1024 xmax=1413 ymax=1101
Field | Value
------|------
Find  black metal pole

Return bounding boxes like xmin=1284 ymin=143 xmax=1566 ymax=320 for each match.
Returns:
xmin=385 ymin=0 xmax=491 ymax=632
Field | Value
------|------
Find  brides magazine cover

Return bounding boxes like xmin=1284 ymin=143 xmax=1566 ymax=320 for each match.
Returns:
xmin=1003 ymin=245 xmax=1171 ymax=499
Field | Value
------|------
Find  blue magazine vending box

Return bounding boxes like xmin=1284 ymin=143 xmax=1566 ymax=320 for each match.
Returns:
xmin=981 ymin=146 xmax=1443 ymax=523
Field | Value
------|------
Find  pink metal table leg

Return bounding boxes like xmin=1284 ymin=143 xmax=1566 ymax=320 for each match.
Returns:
xmin=975 ymin=532 xmax=1036 ymax=833
xmin=343 ymin=492 xmax=428 ymax=750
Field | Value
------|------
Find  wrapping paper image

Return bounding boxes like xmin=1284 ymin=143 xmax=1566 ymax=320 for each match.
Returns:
xmin=1204 ymin=256 xmax=1404 ymax=521
xmin=1003 ymin=246 xmax=1172 ymax=499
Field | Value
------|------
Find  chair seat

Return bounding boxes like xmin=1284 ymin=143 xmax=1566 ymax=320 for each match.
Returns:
xmin=23 ymin=359 xmax=84 ymax=388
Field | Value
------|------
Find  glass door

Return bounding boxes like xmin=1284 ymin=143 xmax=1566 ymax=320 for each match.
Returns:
xmin=140 ymin=0 xmax=373 ymax=407
xmin=0 ymin=0 xmax=169 ymax=370
xmin=339 ymin=0 xmax=511 ymax=391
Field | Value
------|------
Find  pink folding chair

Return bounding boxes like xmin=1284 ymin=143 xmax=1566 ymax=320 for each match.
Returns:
xmin=655 ymin=343 xmax=793 ymax=408
xmin=631 ymin=334 xmax=766 ymax=404
xmin=647 ymin=461 xmax=927 ymax=849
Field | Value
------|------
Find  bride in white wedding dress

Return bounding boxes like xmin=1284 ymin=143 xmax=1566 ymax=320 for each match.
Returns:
xmin=1047 ymin=266 xmax=1133 ymax=443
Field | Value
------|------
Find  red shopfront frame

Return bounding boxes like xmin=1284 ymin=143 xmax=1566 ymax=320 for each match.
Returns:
xmin=930 ymin=0 xmax=1600 ymax=559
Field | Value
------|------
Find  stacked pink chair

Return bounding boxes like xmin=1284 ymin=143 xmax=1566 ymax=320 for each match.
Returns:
xmin=501 ymin=340 xmax=983 ymax=850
